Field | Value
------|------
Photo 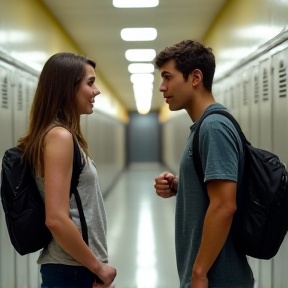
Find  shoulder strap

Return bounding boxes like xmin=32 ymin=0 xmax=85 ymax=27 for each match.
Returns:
xmin=44 ymin=123 xmax=89 ymax=245
xmin=71 ymin=138 xmax=89 ymax=246
xmin=192 ymin=109 xmax=247 ymax=184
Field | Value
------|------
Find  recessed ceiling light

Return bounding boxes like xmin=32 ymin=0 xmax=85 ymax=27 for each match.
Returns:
xmin=134 ymin=88 xmax=153 ymax=114
xmin=125 ymin=49 xmax=156 ymax=61
xmin=130 ymin=73 xmax=154 ymax=84
xmin=113 ymin=0 xmax=159 ymax=8
xmin=135 ymin=97 xmax=152 ymax=114
xmin=133 ymin=83 xmax=153 ymax=95
xmin=121 ymin=28 xmax=157 ymax=41
xmin=128 ymin=63 xmax=155 ymax=73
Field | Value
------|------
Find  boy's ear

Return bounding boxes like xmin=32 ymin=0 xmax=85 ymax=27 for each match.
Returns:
xmin=191 ymin=69 xmax=203 ymax=86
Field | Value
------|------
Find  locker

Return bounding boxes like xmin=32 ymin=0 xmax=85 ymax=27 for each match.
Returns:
xmin=250 ymin=65 xmax=260 ymax=148
xmin=271 ymin=47 xmax=288 ymax=166
xmin=0 ymin=61 xmax=16 ymax=288
xmin=259 ymin=58 xmax=272 ymax=151
xmin=223 ymin=77 xmax=240 ymax=122
xmin=0 ymin=62 xmax=14 ymax=156
xmin=273 ymin=235 xmax=288 ymax=288
xmin=271 ymin=46 xmax=288 ymax=288
xmin=231 ymin=73 xmax=241 ymax=122
xmin=238 ymin=68 xmax=252 ymax=140
xmin=13 ymin=70 xmax=28 ymax=146
xmin=25 ymin=76 xmax=38 ymax=126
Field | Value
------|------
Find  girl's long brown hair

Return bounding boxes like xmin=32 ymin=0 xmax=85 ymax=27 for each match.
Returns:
xmin=18 ymin=52 xmax=96 ymax=175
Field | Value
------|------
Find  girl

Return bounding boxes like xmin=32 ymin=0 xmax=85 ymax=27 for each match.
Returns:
xmin=18 ymin=52 xmax=117 ymax=288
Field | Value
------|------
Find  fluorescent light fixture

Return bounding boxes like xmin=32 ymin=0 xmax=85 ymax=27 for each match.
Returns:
xmin=121 ymin=28 xmax=157 ymax=41
xmin=128 ymin=63 xmax=154 ymax=73
xmin=136 ymin=98 xmax=152 ymax=114
xmin=135 ymin=92 xmax=152 ymax=102
xmin=133 ymin=83 xmax=153 ymax=95
xmin=130 ymin=73 xmax=154 ymax=84
xmin=135 ymin=93 xmax=152 ymax=115
xmin=125 ymin=49 xmax=156 ymax=61
xmin=113 ymin=0 xmax=159 ymax=8
xmin=133 ymin=83 xmax=153 ymax=114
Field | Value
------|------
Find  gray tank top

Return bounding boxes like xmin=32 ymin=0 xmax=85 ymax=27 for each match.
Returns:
xmin=35 ymin=155 xmax=108 ymax=265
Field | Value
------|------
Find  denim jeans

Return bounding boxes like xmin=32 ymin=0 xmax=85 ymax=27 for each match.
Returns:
xmin=40 ymin=264 xmax=98 ymax=288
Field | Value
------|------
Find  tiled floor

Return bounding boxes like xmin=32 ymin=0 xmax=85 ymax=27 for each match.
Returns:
xmin=104 ymin=162 xmax=179 ymax=288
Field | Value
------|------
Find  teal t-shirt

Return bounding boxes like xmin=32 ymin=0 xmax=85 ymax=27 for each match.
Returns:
xmin=175 ymin=103 xmax=254 ymax=288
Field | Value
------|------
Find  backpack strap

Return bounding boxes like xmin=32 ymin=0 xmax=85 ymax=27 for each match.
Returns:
xmin=44 ymin=123 xmax=89 ymax=246
xmin=71 ymin=138 xmax=89 ymax=246
xmin=192 ymin=109 xmax=247 ymax=184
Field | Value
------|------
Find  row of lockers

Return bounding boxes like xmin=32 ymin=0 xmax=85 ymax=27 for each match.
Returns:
xmin=213 ymin=42 xmax=288 ymax=168
xmin=213 ymin=39 xmax=288 ymax=288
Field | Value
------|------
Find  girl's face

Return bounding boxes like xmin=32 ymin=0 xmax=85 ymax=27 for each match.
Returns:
xmin=76 ymin=64 xmax=100 ymax=115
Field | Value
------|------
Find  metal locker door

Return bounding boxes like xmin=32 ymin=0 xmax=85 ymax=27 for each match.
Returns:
xmin=0 ymin=62 xmax=14 ymax=155
xmin=213 ymin=82 xmax=224 ymax=105
xmin=13 ymin=70 xmax=28 ymax=146
xmin=250 ymin=65 xmax=260 ymax=147
xmin=223 ymin=84 xmax=230 ymax=111
xmin=247 ymin=257 xmax=260 ymax=288
xmin=271 ymin=46 xmax=288 ymax=288
xmin=271 ymin=48 xmax=288 ymax=165
xmin=25 ymin=76 xmax=37 ymax=127
xmin=245 ymin=64 xmax=261 ymax=285
xmin=273 ymin=235 xmax=288 ymax=288
xmin=259 ymin=58 xmax=272 ymax=151
xmin=12 ymin=69 xmax=29 ymax=288
xmin=28 ymin=252 xmax=41 ymax=288
xmin=0 ymin=62 xmax=16 ymax=288
xmin=258 ymin=57 xmax=273 ymax=288
xmin=238 ymin=68 xmax=251 ymax=140
xmin=232 ymin=73 xmax=241 ymax=122
xmin=228 ymin=81 xmax=237 ymax=119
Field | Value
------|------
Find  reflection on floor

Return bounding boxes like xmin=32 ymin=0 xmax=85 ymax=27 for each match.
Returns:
xmin=104 ymin=162 xmax=179 ymax=288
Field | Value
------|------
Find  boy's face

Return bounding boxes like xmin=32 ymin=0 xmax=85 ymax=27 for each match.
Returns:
xmin=159 ymin=59 xmax=194 ymax=111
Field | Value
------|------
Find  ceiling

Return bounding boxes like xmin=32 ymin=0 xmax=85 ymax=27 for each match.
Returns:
xmin=41 ymin=0 xmax=227 ymax=112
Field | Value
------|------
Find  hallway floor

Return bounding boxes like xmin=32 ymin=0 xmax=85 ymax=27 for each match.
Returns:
xmin=104 ymin=162 xmax=179 ymax=288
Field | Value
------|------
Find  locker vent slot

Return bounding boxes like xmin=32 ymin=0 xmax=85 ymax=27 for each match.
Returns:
xmin=1 ymin=76 xmax=8 ymax=109
xmin=254 ymin=76 xmax=259 ymax=103
xmin=230 ymin=87 xmax=234 ymax=109
xmin=262 ymin=69 xmax=269 ymax=101
xmin=243 ymin=81 xmax=248 ymax=106
xmin=18 ymin=82 xmax=24 ymax=111
xmin=278 ymin=61 xmax=287 ymax=98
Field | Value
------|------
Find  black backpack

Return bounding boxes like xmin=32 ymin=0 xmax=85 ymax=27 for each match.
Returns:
xmin=193 ymin=109 xmax=288 ymax=259
xmin=0 ymin=137 xmax=88 ymax=256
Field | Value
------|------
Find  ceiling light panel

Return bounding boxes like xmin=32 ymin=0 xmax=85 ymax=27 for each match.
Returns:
xmin=130 ymin=73 xmax=154 ymax=84
xmin=113 ymin=0 xmax=159 ymax=8
xmin=121 ymin=28 xmax=157 ymax=41
xmin=125 ymin=49 xmax=156 ymax=61
xmin=128 ymin=63 xmax=155 ymax=73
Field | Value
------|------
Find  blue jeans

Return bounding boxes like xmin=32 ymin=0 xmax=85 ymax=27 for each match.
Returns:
xmin=40 ymin=264 xmax=98 ymax=288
